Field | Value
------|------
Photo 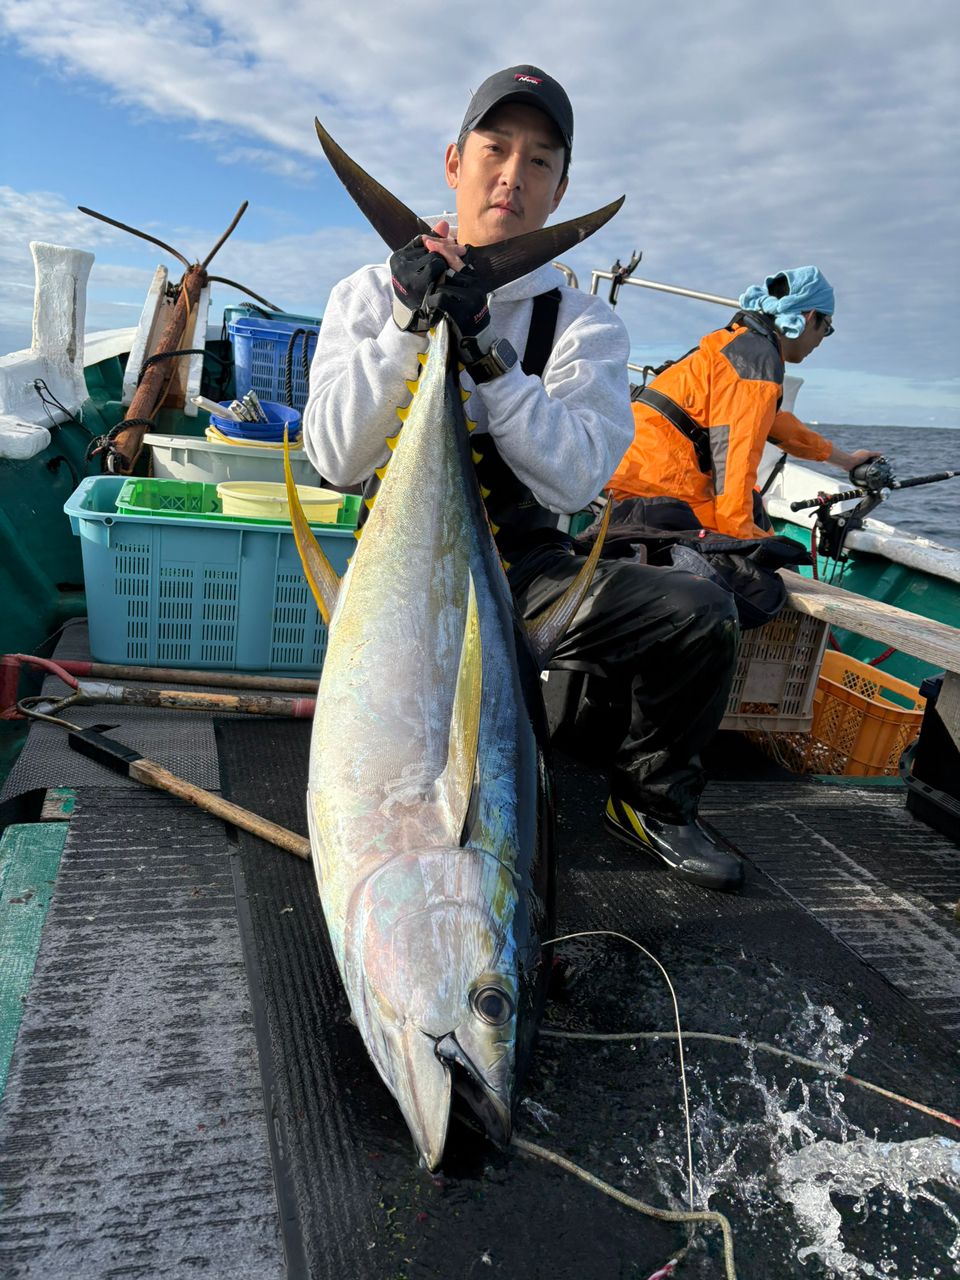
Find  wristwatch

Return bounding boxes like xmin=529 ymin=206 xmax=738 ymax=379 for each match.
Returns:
xmin=464 ymin=336 xmax=518 ymax=384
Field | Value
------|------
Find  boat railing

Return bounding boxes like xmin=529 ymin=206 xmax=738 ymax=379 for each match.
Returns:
xmin=588 ymin=270 xmax=738 ymax=309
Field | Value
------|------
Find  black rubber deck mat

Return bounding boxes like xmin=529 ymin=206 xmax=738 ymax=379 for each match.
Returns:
xmin=1 ymin=621 xmax=223 ymax=801
xmin=216 ymin=718 xmax=960 ymax=1280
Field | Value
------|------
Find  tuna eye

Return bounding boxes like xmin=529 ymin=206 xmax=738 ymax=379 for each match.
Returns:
xmin=472 ymin=985 xmax=513 ymax=1026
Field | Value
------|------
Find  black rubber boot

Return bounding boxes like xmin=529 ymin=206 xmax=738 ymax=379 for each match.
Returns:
xmin=604 ymin=796 xmax=744 ymax=891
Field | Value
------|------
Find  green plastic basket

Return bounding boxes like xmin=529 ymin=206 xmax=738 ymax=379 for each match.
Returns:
xmin=117 ymin=477 xmax=360 ymax=528
xmin=117 ymin=477 xmax=221 ymax=518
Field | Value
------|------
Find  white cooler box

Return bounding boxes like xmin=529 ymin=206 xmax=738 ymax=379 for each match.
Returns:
xmin=144 ymin=432 xmax=324 ymax=487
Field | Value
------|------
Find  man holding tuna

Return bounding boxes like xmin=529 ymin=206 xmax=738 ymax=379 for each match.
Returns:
xmin=303 ymin=65 xmax=744 ymax=891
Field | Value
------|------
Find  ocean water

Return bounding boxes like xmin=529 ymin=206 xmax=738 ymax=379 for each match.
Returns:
xmin=808 ymin=424 xmax=960 ymax=550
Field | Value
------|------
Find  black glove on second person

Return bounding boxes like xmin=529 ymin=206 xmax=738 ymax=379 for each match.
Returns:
xmin=389 ymin=236 xmax=448 ymax=332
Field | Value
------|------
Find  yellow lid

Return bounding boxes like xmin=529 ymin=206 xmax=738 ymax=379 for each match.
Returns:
xmin=217 ymin=481 xmax=343 ymax=523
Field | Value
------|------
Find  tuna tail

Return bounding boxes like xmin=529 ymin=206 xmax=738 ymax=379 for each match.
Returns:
xmin=314 ymin=118 xmax=624 ymax=292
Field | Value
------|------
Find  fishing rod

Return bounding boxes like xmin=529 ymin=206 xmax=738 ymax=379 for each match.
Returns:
xmin=789 ymin=460 xmax=959 ymax=562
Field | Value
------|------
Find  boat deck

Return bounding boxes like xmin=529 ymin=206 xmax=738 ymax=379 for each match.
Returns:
xmin=1 ymin=621 xmax=958 ymax=1278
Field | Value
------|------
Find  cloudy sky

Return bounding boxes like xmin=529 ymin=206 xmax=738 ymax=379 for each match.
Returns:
xmin=1 ymin=1 xmax=957 ymax=427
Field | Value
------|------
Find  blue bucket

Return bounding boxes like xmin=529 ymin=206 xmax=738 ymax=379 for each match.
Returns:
xmin=210 ymin=400 xmax=301 ymax=444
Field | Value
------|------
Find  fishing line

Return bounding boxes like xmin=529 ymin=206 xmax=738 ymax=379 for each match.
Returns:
xmin=511 ymin=1134 xmax=737 ymax=1279
xmin=546 ymin=929 xmax=696 ymax=1213
xmin=538 ymin=929 xmax=738 ymax=1278
xmin=542 ymin=1027 xmax=960 ymax=1132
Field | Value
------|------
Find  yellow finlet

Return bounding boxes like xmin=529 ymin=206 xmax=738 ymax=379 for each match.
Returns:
xmin=471 ymin=450 xmax=484 ymax=464
xmin=490 ymin=522 xmax=500 ymax=535
xmin=374 ymin=465 xmax=388 ymax=480
xmin=386 ymin=432 xmax=401 ymax=451
xmin=417 ymin=352 xmax=428 ymax=367
xmin=460 ymin=388 xmax=470 ymax=403
xmin=397 ymin=405 xmax=410 ymax=422
xmin=479 ymin=484 xmax=491 ymax=499
xmin=405 ymin=379 xmax=419 ymax=396
xmin=364 ymin=494 xmax=377 ymax=511
xmin=466 ymin=418 xmax=477 ymax=432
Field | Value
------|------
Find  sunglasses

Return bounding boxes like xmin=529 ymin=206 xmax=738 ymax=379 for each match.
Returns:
xmin=814 ymin=311 xmax=834 ymax=336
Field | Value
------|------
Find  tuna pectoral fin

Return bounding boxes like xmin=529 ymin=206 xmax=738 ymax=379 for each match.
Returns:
xmin=435 ymin=573 xmax=482 ymax=843
xmin=283 ymin=428 xmax=340 ymax=624
xmin=525 ymin=496 xmax=613 ymax=668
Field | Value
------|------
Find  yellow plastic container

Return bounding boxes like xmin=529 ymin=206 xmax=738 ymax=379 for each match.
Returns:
xmin=216 ymin=481 xmax=343 ymax=524
xmin=757 ymin=650 xmax=926 ymax=777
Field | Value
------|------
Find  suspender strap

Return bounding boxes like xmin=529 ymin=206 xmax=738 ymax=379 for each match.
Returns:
xmin=634 ymin=385 xmax=713 ymax=476
xmin=521 ymin=288 xmax=561 ymax=378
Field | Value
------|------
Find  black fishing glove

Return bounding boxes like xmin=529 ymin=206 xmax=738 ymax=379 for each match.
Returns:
xmin=389 ymin=237 xmax=449 ymax=333
xmin=424 ymin=259 xmax=494 ymax=362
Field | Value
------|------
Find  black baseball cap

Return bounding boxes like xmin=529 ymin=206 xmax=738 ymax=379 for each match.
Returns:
xmin=457 ymin=65 xmax=573 ymax=153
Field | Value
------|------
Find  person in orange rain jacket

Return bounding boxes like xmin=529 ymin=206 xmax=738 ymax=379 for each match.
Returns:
xmin=608 ymin=266 xmax=881 ymax=540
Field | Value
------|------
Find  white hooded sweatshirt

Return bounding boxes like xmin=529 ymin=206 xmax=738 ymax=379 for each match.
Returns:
xmin=302 ymin=261 xmax=633 ymax=515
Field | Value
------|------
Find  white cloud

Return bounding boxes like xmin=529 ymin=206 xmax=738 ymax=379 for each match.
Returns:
xmin=0 ymin=183 xmax=385 ymax=352
xmin=1 ymin=2 xmax=958 ymax=421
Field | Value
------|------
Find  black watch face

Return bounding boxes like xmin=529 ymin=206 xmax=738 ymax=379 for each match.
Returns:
xmin=496 ymin=339 xmax=517 ymax=370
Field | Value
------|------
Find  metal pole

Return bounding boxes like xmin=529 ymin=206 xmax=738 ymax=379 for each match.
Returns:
xmin=588 ymin=271 xmax=738 ymax=309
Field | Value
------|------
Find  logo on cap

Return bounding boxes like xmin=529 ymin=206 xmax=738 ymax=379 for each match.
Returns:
xmin=514 ymin=74 xmax=543 ymax=86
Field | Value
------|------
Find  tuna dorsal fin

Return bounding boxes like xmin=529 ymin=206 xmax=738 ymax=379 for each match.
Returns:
xmin=435 ymin=572 xmax=482 ymax=843
xmin=315 ymin=117 xmax=624 ymax=289
xmin=283 ymin=429 xmax=340 ymax=624
xmin=525 ymin=497 xmax=612 ymax=668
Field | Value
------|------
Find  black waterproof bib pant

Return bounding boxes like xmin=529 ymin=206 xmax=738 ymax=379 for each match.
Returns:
xmin=486 ymin=290 xmax=740 ymax=825
xmin=509 ymin=546 xmax=739 ymax=823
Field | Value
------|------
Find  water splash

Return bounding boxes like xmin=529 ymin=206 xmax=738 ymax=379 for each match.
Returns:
xmin=520 ymin=1096 xmax=559 ymax=1132
xmin=777 ymin=1134 xmax=960 ymax=1277
xmin=606 ymin=994 xmax=958 ymax=1275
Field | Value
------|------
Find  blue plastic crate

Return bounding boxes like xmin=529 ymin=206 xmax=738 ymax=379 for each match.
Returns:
xmin=65 ymin=476 xmax=353 ymax=673
xmin=228 ymin=314 xmax=321 ymax=414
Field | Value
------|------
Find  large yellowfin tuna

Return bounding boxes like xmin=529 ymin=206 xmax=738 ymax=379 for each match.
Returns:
xmin=285 ymin=120 xmax=620 ymax=1170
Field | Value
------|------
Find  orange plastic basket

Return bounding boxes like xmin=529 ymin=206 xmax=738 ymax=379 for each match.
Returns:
xmin=767 ymin=650 xmax=926 ymax=777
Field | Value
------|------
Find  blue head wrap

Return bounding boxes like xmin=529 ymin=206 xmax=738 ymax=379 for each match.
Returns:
xmin=739 ymin=266 xmax=835 ymax=339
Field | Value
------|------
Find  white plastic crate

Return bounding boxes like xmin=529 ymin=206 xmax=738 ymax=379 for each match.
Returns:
xmin=720 ymin=607 xmax=829 ymax=732
xmin=145 ymin=432 xmax=323 ymax=487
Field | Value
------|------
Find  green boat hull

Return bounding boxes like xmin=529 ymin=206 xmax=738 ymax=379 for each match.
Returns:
xmin=774 ymin=516 xmax=959 ymax=686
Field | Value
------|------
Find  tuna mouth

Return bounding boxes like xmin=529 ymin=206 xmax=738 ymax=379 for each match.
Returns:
xmin=435 ymin=1032 xmax=512 ymax=1150
xmin=392 ymin=1024 xmax=453 ymax=1173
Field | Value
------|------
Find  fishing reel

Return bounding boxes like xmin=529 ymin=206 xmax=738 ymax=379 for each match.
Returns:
xmin=790 ymin=459 xmax=959 ymax=562
xmin=848 ymin=456 xmax=895 ymax=492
